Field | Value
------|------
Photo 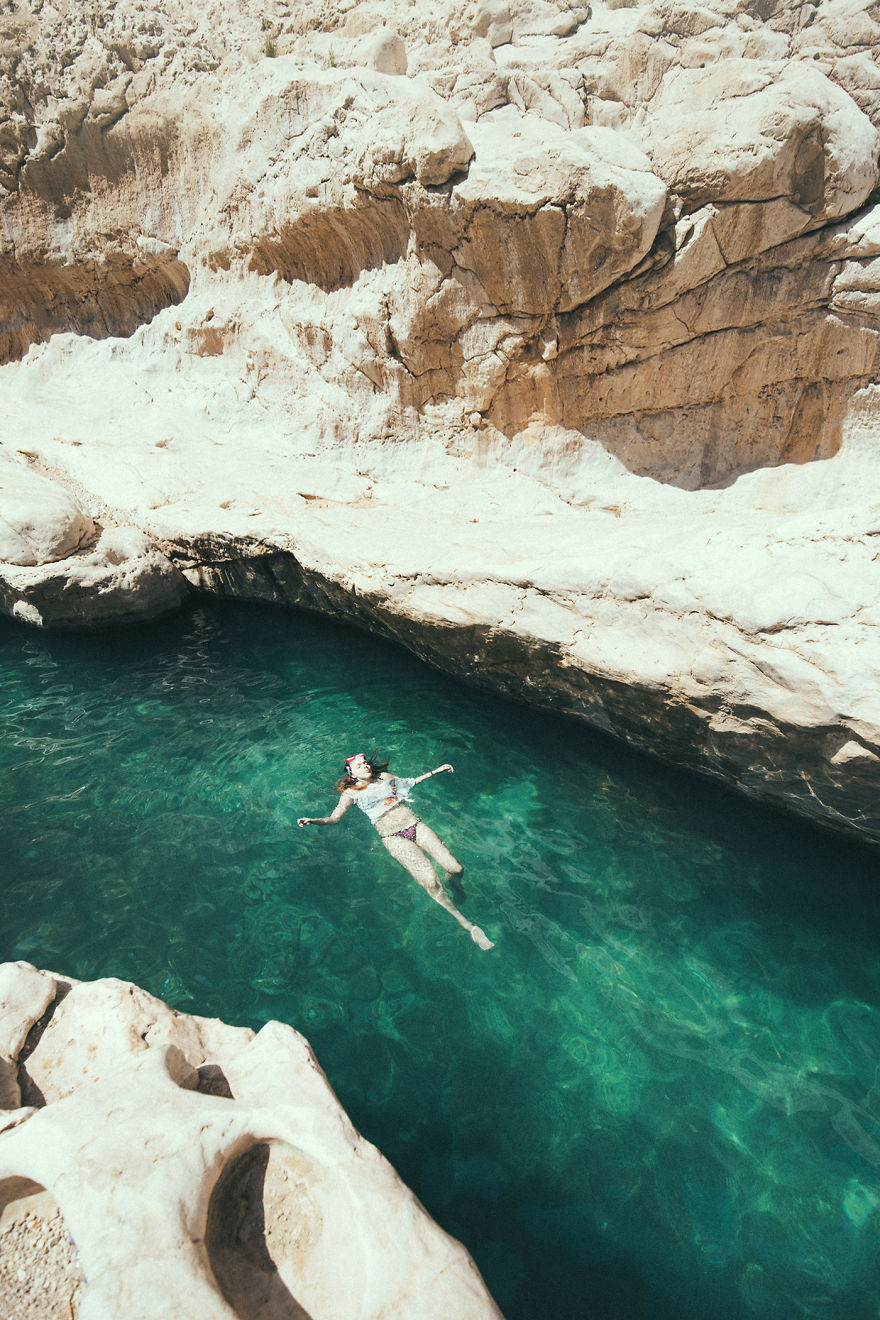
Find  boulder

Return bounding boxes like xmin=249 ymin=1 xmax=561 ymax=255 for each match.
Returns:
xmin=452 ymin=119 xmax=667 ymax=315
xmin=473 ymin=0 xmax=514 ymax=46
xmin=0 ymin=525 xmax=190 ymax=628
xmin=0 ymin=963 xmax=504 ymax=1320
xmin=363 ymin=27 xmax=408 ymax=75
xmin=637 ymin=60 xmax=880 ymax=233
xmin=0 ymin=457 xmax=95 ymax=566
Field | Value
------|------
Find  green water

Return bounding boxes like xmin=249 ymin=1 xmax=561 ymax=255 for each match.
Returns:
xmin=4 ymin=601 xmax=880 ymax=1320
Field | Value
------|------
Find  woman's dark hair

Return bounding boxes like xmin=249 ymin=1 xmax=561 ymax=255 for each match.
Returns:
xmin=335 ymin=748 xmax=389 ymax=794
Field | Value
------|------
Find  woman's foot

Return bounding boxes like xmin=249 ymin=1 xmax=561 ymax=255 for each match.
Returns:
xmin=470 ymin=926 xmax=495 ymax=951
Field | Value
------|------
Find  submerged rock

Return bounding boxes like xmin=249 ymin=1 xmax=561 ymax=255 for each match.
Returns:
xmin=0 ymin=961 xmax=504 ymax=1320
xmin=1 ymin=0 xmax=879 ymax=845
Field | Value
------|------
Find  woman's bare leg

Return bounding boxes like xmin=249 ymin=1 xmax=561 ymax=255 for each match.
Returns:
xmin=414 ymin=822 xmax=467 ymax=905
xmin=413 ymin=822 xmax=461 ymax=873
xmin=382 ymin=835 xmax=494 ymax=949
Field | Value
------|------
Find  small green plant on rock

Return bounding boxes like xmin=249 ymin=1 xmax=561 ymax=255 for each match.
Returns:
xmin=264 ymin=35 xmax=277 ymax=57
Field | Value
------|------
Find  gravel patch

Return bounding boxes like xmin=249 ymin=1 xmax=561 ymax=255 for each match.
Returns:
xmin=0 ymin=1204 xmax=84 ymax=1319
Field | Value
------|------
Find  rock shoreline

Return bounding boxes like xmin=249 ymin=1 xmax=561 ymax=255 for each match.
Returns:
xmin=4 ymin=484 xmax=879 ymax=847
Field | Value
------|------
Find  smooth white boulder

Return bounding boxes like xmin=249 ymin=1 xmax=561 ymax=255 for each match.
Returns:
xmin=0 ymin=457 xmax=95 ymax=566
xmin=363 ymin=27 xmax=408 ymax=75
xmin=0 ymin=963 xmax=504 ymax=1320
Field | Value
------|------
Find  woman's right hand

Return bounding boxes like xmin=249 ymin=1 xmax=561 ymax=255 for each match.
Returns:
xmin=297 ymin=817 xmax=310 ymax=828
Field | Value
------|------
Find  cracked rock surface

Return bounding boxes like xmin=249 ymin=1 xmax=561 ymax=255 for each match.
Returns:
xmin=1 ymin=0 xmax=879 ymax=843
xmin=0 ymin=961 xmax=503 ymax=1320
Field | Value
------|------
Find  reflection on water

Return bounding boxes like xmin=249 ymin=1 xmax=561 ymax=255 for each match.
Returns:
xmin=3 ymin=601 xmax=880 ymax=1320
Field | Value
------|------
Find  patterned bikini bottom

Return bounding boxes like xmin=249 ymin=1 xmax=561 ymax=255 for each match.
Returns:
xmin=376 ymin=805 xmax=420 ymax=841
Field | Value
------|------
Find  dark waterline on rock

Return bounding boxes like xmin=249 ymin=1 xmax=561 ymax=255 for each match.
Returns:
xmin=3 ymin=599 xmax=880 ymax=1320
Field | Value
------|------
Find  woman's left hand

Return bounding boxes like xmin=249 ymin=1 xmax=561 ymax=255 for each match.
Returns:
xmin=436 ymin=763 xmax=453 ymax=774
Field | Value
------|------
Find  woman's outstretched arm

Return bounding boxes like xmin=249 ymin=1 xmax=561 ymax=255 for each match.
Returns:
xmin=298 ymin=794 xmax=354 ymax=828
xmin=412 ymin=763 xmax=453 ymax=785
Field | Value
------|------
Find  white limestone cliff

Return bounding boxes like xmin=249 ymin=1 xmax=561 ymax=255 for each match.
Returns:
xmin=0 ymin=961 xmax=504 ymax=1320
xmin=1 ymin=0 xmax=879 ymax=844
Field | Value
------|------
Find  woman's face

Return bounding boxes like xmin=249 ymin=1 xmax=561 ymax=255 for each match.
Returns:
xmin=347 ymin=753 xmax=372 ymax=781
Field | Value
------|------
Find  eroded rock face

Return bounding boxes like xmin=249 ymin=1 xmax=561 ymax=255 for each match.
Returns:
xmin=0 ymin=961 xmax=504 ymax=1320
xmin=1 ymin=0 xmax=880 ymax=845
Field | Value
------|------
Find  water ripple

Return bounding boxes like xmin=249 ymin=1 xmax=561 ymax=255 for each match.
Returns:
xmin=3 ymin=602 xmax=880 ymax=1320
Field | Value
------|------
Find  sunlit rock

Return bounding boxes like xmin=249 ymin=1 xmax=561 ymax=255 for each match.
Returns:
xmin=0 ymin=456 xmax=95 ymax=566
xmin=0 ymin=961 xmax=504 ymax=1320
xmin=0 ymin=523 xmax=189 ymax=628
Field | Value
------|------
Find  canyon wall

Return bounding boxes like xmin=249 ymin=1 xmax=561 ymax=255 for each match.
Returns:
xmin=1 ymin=0 xmax=879 ymax=842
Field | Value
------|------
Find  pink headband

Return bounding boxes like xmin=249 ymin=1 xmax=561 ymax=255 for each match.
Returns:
xmin=345 ymin=753 xmax=364 ymax=765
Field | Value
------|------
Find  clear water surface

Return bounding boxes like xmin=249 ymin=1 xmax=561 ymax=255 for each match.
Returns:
xmin=3 ymin=601 xmax=880 ymax=1320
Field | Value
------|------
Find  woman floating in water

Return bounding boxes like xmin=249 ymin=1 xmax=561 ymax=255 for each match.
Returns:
xmin=298 ymin=751 xmax=494 ymax=950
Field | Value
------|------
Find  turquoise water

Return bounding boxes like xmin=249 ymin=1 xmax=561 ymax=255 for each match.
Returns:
xmin=4 ymin=601 xmax=880 ymax=1320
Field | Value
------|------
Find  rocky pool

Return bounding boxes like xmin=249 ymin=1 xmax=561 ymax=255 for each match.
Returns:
xmin=3 ymin=600 xmax=880 ymax=1320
